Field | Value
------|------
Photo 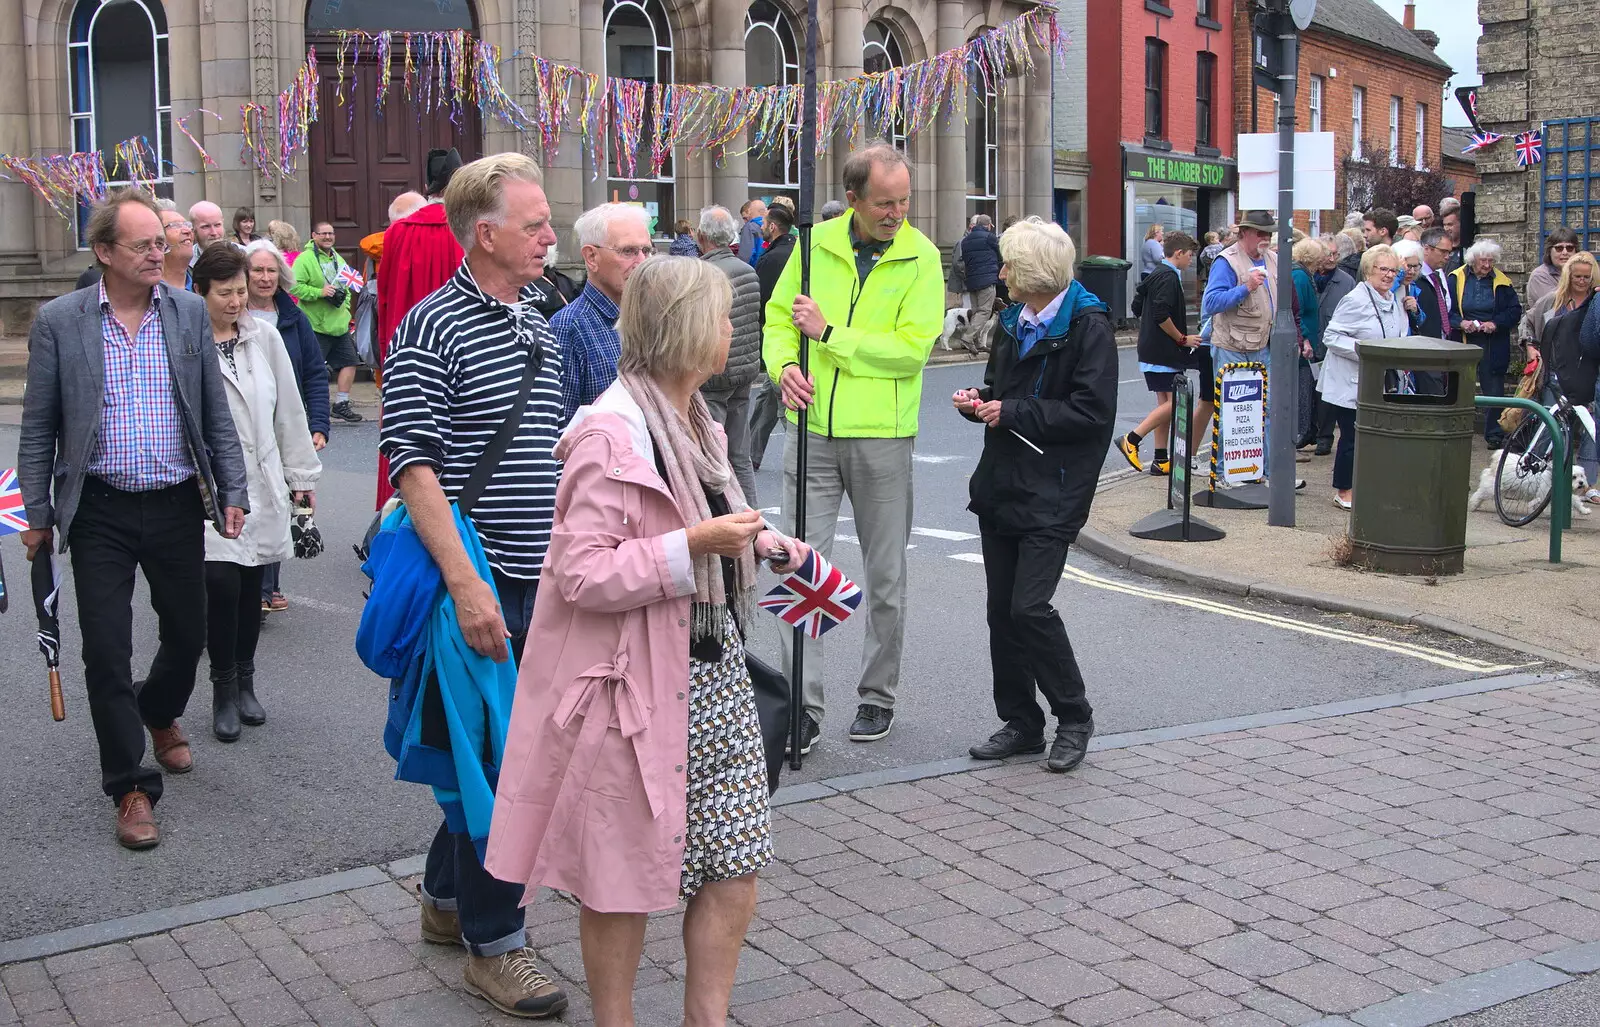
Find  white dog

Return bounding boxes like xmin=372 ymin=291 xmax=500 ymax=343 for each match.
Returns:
xmin=939 ymin=307 xmax=970 ymax=351
xmin=1467 ymin=461 xmax=1591 ymax=518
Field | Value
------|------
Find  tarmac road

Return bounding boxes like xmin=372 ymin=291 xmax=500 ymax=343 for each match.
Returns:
xmin=0 ymin=352 xmax=1532 ymax=942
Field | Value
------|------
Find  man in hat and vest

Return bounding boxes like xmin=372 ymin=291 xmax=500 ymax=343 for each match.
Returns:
xmin=1202 ymin=210 xmax=1300 ymax=487
xmin=373 ymin=148 xmax=466 ymax=508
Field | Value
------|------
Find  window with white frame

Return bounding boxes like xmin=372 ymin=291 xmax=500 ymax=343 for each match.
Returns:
xmin=745 ymin=0 xmax=799 ymax=197
xmin=1389 ymin=96 xmax=1402 ymax=164
xmin=603 ymin=0 xmax=674 ymax=234
xmin=69 ymin=0 xmax=173 ymax=248
xmin=966 ymin=29 xmax=998 ymax=224
xmin=863 ymin=21 xmax=908 ymax=151
xmin=1415 ymin=101 xmax=1426 ymax=169
xmin=1352 ymin=86 xmax=1365 ymax=159
xmin=1309 ymin=75 xmax=1323 ymax=132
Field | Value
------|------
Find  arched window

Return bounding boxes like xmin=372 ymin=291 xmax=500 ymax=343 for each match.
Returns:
xmin=604 ymin=0 xmax=674 ymax=235
xmin=745 ymin=0 xmax=799 ymax=199
xmin=862 ymin=21 xmax=907 ymax=152
xmin=965 ymin=30 xmax=998 ymax=224
xmin=70 ymin=0 xmax=171 ymax=246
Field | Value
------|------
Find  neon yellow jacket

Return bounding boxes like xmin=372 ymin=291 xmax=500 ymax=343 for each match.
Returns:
xmin=762 ymin=214 xmax=944 ymax=438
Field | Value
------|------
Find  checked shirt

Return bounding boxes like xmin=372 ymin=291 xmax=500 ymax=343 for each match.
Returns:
xmin=86 ymin=282 xmax=194 ymax=491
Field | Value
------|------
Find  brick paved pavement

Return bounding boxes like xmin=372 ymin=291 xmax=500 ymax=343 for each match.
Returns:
xmin=5 ymin=679 xmax=1600 ymax=1027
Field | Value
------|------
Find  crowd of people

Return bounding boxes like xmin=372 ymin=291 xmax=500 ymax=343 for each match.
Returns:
xmin=18 ymin=136 xmax=1125 ymax=1024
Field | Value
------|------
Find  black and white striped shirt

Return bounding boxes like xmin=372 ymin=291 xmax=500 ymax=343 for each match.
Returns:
xmin=380 ymin=262 xmax=566 ymax=581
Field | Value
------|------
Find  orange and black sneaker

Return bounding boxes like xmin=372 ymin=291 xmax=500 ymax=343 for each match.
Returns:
xmin=1116 ymin=434 xmax=1144 ymax=472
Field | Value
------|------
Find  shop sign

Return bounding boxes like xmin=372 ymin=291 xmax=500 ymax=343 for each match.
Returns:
xmin=1126 ymin=152 xmax=1237 ymax=190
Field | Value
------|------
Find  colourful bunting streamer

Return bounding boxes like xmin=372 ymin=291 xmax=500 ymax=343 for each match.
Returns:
xmin=175 ymin=109 xmax=223 ymax=168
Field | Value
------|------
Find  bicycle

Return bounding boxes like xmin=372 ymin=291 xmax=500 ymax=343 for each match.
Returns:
xmin=1494 ymin=387 xmax=1596 ymax=527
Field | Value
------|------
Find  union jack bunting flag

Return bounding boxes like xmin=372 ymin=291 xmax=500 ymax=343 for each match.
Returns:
xmin=758 ymin=550 xmax=863 ymax=639
xmin=1515 ymin=130 xmax=1545 ymax=168
xmin=337 ymin=264 xmax=365 ymax=291
xmin=1462 ymin=131 xmax=1503 ymax=155
xmin=0 ymin=468 xmax=26 ymax=535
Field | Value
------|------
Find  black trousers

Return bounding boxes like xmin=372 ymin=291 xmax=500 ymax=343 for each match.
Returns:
xmin=69 ymin=476 xmax=208 ymax=806
xmin=981 ymin=531 xmax=1094 ymax=737
xmin=206 ymin=562 xmax=265 ymax=669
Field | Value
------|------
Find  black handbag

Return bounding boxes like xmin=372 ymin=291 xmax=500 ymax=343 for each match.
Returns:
xmin=744 ymin=649 xmax=790 ymax=796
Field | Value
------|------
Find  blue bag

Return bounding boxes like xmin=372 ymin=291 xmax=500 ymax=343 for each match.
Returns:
xmin=356 ymin=504 xmax=442 ymax=679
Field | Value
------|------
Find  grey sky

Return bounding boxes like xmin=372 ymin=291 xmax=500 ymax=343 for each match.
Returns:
xmin=1371 ymin=0 xmax=1480 ymax=126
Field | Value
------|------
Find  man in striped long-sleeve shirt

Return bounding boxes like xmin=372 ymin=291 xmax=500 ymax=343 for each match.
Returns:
xmin=377 ymin=154 xmax=567 ymax=1020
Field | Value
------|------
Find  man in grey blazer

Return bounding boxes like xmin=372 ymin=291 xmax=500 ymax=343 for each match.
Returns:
xmin=19 ymin=188 xmax=247 ymax=850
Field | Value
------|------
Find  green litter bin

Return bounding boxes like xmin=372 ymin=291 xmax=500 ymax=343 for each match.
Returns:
xmin=1348 ymin=338 xmax=1483 ymax=575
xmin=1078 ymin=256 xmax=1132 ymax=320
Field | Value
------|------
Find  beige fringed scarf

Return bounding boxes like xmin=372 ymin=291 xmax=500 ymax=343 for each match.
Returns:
xmin=620 ymin=372 xmax=757 ymax=643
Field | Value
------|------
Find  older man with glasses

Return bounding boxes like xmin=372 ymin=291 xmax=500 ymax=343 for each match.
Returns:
xmin=20 ymin=188 xmax=247 ymax=849
xmin=552 ymin=202 xmax=654 ymax=422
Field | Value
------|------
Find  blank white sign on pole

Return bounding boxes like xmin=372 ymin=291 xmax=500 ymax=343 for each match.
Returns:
xmin=1237 ymin=132 xmax=1336 ymax=211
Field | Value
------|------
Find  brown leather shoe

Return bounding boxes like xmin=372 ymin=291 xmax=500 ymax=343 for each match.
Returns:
xmin=149 ymin=721 xmax=193 ymax=774
xmin=116 ymin=790 xmax=159 ymax=849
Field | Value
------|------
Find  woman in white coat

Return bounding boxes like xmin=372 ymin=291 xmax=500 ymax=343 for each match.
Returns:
xmin=1320 ymin=243 xmax=1411 ymax=510
xmin=192 ymin=245 xmax=322 ymax=741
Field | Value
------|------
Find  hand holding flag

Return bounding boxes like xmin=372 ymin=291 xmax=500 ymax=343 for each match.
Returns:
xmin=759 ymin=550 xmax=862 ymax=639
xmin=337 ymin=264 xmax=366 ymax=291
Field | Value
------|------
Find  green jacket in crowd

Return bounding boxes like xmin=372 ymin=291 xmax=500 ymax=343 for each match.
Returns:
xmin=291 ymin=245 xmax=354 ymax=337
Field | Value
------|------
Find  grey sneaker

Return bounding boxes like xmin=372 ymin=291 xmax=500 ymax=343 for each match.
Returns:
xmin=463 ymin=948 xmax=568 ymax=1019
xmin=848 ymin=703 xmax=894 ymax=742
xmin=331 ymin=400 xmax=364 ymax=423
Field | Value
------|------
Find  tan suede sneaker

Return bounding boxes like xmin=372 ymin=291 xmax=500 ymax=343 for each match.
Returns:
xmin=463 ymin=948 xmax=567 ymax=1019
xmin=419 ymin=901 xmax=461 ymax=946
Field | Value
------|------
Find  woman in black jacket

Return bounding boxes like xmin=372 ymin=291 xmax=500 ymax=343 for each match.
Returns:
xmin=244 ymin=240 xmax=330 ymax=613
xmin=953 ymin=218 xmax=1118 ymax=777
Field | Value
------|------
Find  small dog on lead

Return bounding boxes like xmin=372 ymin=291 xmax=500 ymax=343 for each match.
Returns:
xmin=939 ymin=307 xmax=970 ymax=352
xmin=1467 ymin=460 xmax=1591 ymax=519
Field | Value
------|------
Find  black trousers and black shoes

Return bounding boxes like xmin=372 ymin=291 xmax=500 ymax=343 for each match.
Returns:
xmin=206 ymin=561 xmax=268 ymax=740
xmin=69 ymin=477 xmax=209 ymax=806
xmin=972 ymin=531 xmax=1095 ymax=772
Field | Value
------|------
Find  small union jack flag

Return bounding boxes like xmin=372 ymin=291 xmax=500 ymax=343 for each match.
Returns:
xmin=337 ymin=265 xmax=365 ymax=291
xmin=1515 ymin=130 xmax=1544 ymax=168
xmin=0 ymin=468 xmax=26 ymax=535
xmin=1462 ymin=131 xmax=1503 ymax=155
xmin=759 ymin=550 xmax=863 ymax=639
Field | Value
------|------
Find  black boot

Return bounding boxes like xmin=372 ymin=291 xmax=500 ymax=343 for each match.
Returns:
xmin=236 ymin=659 xmax=265 ymax=726
xmin=212 ymin=664 xmax=241 ymax=742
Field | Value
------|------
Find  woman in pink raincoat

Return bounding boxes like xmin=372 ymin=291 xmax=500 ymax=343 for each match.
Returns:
xmin=486 ymin=255 xmax=807 ymax=1027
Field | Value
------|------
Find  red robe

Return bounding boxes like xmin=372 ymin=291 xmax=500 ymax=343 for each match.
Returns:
xmin=374 ymin=202 xmax=464 ymax=508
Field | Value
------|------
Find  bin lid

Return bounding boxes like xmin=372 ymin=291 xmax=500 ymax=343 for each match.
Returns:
xmin=1080 ymin=256 xmax=1133 ymax=270
xmin=1355 ymin=337 xmax=1483 ymax=365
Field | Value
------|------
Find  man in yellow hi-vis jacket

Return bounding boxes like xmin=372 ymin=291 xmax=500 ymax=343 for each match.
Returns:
xmin=762 ymin=143 xmax=944 ymax=754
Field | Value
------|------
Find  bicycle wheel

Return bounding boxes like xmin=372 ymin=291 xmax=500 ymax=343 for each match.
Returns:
xmin=1494 ymin=415 xmax=1555 ymax=527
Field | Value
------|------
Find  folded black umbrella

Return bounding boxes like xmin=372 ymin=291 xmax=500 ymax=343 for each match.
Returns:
xmin=30 ymin=547 xmax=64 ymax=722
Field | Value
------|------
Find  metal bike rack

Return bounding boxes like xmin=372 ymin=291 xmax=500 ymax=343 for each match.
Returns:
xmin=1473 ymin=396 xmax=1569 ymax=564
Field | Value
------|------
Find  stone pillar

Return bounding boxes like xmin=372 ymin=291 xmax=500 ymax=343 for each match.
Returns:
xmin=828 ymin=0 xmax=864 ymax=200
xmin=934 ymin=0 xmax=966 ymax=248
xmin=709 ymin=0 xmax=749 ymax=214
xmin=0 ymin=0 xmax=37 ymax=268
xmin=580 ymin=0 xmax=608 ymax=211
xmin=538 ymin=0 xmax=586 ymax=244
xmin=1023 ymin=55 xmax=1053 ymax=221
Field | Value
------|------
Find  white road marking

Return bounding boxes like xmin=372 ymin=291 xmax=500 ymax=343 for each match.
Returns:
xmin=913 ymin=454 xmax=963 ymax=464
xmin=946 ymin=554 xmax=1521 ymax=674
xmin=911 ymin=527 xmax=979 ymax=542
xmin=281 ymin=594 xmax=362 ymax=616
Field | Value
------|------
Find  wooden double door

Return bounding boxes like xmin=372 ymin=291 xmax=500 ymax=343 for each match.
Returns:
xmin=307 ymin=42 xmax=483 ymax=254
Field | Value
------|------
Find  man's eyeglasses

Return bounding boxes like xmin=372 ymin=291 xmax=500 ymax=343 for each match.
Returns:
xmin=164 ymin=220 xmax=192 ymax=232
xmin=117 ymin=239 xmax=172 ymax=257
xmin=598 ymin=244 xmax=653 ymax=260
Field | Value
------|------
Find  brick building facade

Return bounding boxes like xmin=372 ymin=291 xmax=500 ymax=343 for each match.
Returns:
xmin=1231 ymin=0 xmax=1450 ymax=237
xmin=1474 ymin=0 xmax=1600 ymax=286
xmin=1086 ymin=0 xmax=1238 ymax=315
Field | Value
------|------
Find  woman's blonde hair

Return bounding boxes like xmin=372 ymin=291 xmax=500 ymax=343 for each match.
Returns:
xmin=1340 ymin=226 xmax=1367 ymax=254
xmin=1554 ymin=250 xmax=1599 ymax=310
xmin=1359 ymin=243 xmax=1397 ymax=281
xmin=264 ymin=220 xmax=300 ymax=254
xmin=1145 ymin=223 xmax=1163 ymax=240
xmin=999 ymin=217 xmax=1077 ymax=298
xmin=1291 ymin=238 xmax=1325 ymax=266
xmin=617 ymin=256 xmax=732 ymax=381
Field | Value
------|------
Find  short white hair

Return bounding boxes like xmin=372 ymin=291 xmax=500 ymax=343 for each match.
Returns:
xmin=189 ymin=200 xmax=221 ymax=219
xmin=442 ymin=153 xmax=545 ymax=250
xmin=999 ymin=217 xmax=1077 ymax=297
xmin=154 ymin=198 xmax=179 ymax=213
xmin=1464 ymin=238 xmax=1502 ymax=265
xmin=388 ymin=191 xmax=426 ymax=223
xmin=1391 ymin=239 xmax=1425 ymax=265
xmin=243 ymin=238 xmax=294 ymax=292
xmin=696 ymin=206 xmax=740 ymax=247
xmin=574 ymin=203 xmax=653 ymax=249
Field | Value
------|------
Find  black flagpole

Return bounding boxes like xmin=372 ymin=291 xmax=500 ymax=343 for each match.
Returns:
xmin=789 ymin=0 xmax=819 ymax=771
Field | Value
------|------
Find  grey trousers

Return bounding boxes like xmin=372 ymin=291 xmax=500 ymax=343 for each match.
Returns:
xmin=702 ymin=382 xmax=758 ymax=506
xmin=961 ymin=286 xmax=997 ymax=352
xmin=749 ymin=377 xmax=784 ymax=471
xmin=780 ymin=431 xmax=915 ymax=725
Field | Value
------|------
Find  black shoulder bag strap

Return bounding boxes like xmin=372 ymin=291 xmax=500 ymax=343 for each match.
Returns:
xmin=456 ymin=337 xmax=545 ymax=519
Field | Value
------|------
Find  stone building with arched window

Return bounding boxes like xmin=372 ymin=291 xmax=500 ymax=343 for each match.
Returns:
xmin=1 ymin=0 xmax=1060 ymax=329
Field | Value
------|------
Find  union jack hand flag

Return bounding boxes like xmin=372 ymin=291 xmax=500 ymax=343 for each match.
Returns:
xmin=337 ymin=265 xmax=365 ymax=291
xmin=1462 ymin=131 xmax=1503 ymax=155
xmin=759 ymin=550 xmax=862 ymax=639
xmin=1514 ymin=130 xmax=1544 ymax=168
xmin=0 ymin=468 xmax=26 ymax=535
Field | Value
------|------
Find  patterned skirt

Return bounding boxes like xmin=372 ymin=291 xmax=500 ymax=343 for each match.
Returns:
xmin=680 ymin=618 xmax=774 ymax=900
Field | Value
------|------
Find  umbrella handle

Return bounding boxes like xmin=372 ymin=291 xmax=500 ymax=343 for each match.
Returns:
xmin=49 ymin=668 xmax=64 ymax=722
